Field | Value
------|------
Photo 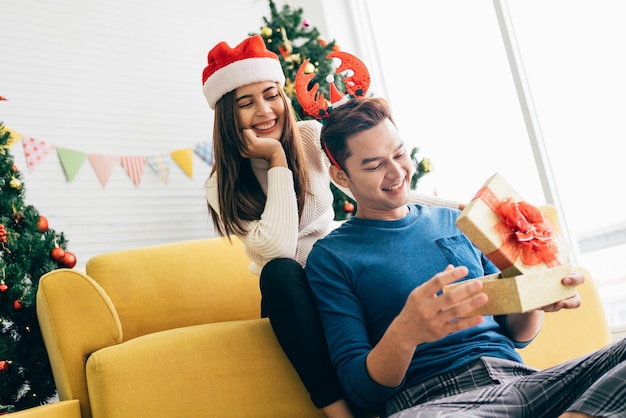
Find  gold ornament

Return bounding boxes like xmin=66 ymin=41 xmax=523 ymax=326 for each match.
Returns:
xmin=260 ymin=26 xmax=273 ymax=38
xmin=304 ymin=62 xmax=315 ymax=74
xmin=280 ymin=26 xmax=293 ymax=54
xmin=283 ymin=79 xmax=296 ymax=98
xmin=9 ymin=177 xmax=21 ymax=189
xmin=288 ymin=54 xmax=302 ymax=65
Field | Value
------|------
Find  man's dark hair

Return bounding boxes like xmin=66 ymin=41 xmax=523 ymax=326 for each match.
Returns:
xmin=320 ymin=97 xmax=396 ymax=172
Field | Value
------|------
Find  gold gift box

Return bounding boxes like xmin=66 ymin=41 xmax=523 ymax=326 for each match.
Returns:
xmin=446 ymin=265 xmax=578 ymax=316
xmin=447 ymin=173 xmax=578 ymax=315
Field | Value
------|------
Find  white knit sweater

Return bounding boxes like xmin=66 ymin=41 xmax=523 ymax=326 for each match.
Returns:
xmin=205 ymin=120 xmax=459 ymax=275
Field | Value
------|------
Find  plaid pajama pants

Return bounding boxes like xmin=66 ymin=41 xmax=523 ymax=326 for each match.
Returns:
xmin=385 ymin=338 xmax=626 ymax=418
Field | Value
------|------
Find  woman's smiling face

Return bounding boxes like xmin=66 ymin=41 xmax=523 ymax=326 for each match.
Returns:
xmin=234 ymin=81 xmax=286 ymax=142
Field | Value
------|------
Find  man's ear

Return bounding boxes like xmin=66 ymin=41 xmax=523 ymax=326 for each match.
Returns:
xmin=330 ymin=165 xmax=350 ymax=188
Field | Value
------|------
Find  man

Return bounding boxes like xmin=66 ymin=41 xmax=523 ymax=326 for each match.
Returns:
xmin=305 ymin=97 xmax=625 ymax=418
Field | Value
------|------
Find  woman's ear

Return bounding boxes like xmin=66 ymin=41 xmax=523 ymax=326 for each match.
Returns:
xmin=330 ymin=165 xmax=350 ymax=188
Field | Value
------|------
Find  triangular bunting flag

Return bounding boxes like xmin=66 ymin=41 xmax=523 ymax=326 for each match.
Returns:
xmin=146 ymin=154 xmax=170 ymax=184
xmin=193 ymin=142 xmax=214 ymax=167
xmin=170 ymin=148 xmax=193 ymax=178
xmin=88 ymin=154 xmax=120 ymax=188
xmin=56 ymin=147 xmax=87 ymax=181
xmin=2 ymin=127 xmax=23 ymax=149
xmin=120 ymin=155 xmax=146 ymax=187
xmin=22 ymin=137 xmax=56 ymax=173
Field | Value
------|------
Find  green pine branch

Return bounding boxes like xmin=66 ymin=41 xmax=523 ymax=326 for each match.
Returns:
xmin=0 ymin=122 xmax=69 ymax=410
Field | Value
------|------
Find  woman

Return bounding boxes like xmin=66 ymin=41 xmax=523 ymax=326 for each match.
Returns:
xmin=201 ymin=35 xmax=461 ymax=418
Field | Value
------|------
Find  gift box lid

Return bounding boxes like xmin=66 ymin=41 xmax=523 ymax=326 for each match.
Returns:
xmin=456 ymin=173 xmax=570 ymax=277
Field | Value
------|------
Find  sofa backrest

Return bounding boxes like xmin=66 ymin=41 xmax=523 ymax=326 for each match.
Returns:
xmin=85 ymin=237 xmax=260 ymax=342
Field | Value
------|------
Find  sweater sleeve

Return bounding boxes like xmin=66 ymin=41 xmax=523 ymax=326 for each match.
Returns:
xmin=329 ymin=177 xmax=460 ymax=209
xmin=408 ymin=191 xmax=460 ymax=209
xmin=205 ymin=168 xmax=299 ymax=261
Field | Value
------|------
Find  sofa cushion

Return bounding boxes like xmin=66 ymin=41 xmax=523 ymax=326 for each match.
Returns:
xmin=86 ymin=318 xmax=325 ymax=418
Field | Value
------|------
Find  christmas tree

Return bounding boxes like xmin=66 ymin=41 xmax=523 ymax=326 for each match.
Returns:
xmin=254 ymin=1 xmax=432 ymax=219
xmin=410 ymin=146 xmax=433 ymax=190
xmin=0 ymin=123 xmax=77 ymax=411
xmin=253 ymin=0 xmax=357 ymax=220
xmin=253 ymin=0 xmax=344 ymax=120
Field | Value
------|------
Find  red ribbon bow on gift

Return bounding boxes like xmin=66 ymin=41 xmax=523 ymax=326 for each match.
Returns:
xmin=475 ymin=187 xmax=560 ymax=269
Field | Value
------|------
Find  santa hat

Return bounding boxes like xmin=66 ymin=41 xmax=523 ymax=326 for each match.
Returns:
xmin=202 ymin=35 xmax=285 ymax=109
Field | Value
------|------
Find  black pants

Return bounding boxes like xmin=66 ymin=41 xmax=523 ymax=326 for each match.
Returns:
xmin=260 ymin=258 xmax=345 ymax=410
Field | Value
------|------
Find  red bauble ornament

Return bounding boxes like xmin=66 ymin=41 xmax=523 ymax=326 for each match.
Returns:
xmin=343 ymin=202 xmax=355 ymax=213
xmin=50 ymin=247 xmax=65 ymax=262
xmin=36 ymin=216 xmax=49 ymax=232
xmin=13 ymin=300 xmax=22 ymax=310
xmin=0 ymin=360 xmax=9 ymax=374
xmin=0 ymin=282 xmax=8 ymax=293
xmin=61 ymin=251 xmax=77 ymax=268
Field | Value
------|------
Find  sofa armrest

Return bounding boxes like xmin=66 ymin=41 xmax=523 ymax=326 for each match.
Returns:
xmin=9 ymin=400 xmax=81 ymax=418
xmin=37 ymin=269 xmax=123 ymax=418
xmin=85 ymin=318 xmax=326 ymax=418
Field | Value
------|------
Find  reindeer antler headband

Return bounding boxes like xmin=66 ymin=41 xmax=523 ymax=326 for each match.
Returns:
xmin=295 ymin=51 xmax=371 ymax=169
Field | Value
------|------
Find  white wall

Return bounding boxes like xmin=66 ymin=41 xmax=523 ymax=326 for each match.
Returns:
xmin=0 ymin=0 xmax=329 ymax=268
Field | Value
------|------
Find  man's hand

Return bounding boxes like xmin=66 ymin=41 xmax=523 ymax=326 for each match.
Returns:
xmin=505 ymin=271 xmax=585 ymax=342
xmin=397 ymin=265 xmax=488 ymax=347
xmin=367 ymin=265 xmax=487 ymax=387
xmin=541 ymin=271 xmax=584 ymax=312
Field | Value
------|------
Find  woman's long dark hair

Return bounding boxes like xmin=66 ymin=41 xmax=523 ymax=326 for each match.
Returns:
xmin=209 ymin=86 xmax=308 ymax=237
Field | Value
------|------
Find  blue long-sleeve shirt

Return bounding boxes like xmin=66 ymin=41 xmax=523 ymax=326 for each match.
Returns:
xmin=305 ymin=204 xmax=529 ymax=408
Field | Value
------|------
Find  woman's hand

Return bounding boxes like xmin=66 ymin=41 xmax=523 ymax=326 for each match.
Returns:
xmin=240 ymin=128 xmax=287 ymax=168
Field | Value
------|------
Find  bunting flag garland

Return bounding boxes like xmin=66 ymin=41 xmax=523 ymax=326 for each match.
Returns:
xmin=2 ymin=127 xmax=22 ymax=148
xmin=22 ymin=136 xmax=56 ymax=173
xmin=171 ymin=148 xmax=193 ymax=178
xmin=3 ymin=125 xmax=214 ymax=187
xmin=193 ymin=142 xmax=214 ymax=166
xmin=88 ymin=154 xmax=120 ymax=187
xmin=56 ymin=147 xmax=87 ymax=181
xmin=146 ymin=154 xmax=170 ymax=184
xmin=120 ymin=155 xmax=146 ymax=187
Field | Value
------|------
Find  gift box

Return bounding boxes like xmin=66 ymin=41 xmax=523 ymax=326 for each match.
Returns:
xmin=445 ymin=265 xmax=578 ymax=316
xmin=447 ymin=173 xmax=578 ymax=315
xmin=456 ymin=173 xmax=570 ymax=277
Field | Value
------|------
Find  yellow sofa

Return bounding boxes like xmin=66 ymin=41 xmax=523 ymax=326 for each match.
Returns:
xmin=515 ymin=206 xmax=612 ymax=369
xmin=29 ymin=237 xmax=326 ymax=418
xmin=12 ymin=228 xmax=612 ymax=418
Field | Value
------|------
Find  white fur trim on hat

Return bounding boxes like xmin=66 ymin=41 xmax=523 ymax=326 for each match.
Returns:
xmin=203 ymin=57 xmax=285 ymax=109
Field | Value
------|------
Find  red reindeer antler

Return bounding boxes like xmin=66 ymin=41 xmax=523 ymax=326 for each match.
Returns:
xmin=295 ymin=58 xmax=330 ymax=119
xmin=295 ymin=51 xmax=371 ymax=119
xmin=328 ymin=51 xmax=370 ymax=99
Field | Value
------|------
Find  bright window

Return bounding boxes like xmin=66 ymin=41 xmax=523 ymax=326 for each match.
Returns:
xmin=364 ymin=0 xmax=626 ymax=328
